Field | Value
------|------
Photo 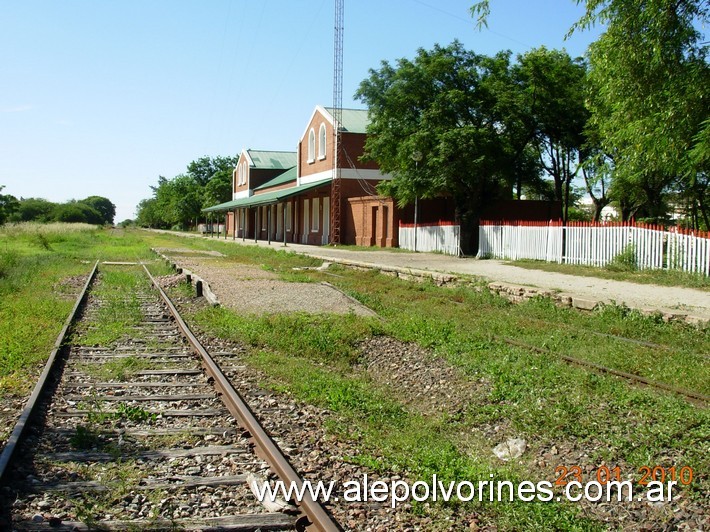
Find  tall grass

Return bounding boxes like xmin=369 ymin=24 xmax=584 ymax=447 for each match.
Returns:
xmin=0 ymin=225 xmax=157 ymax=397
xmin=0 ymin=221 xmax=96 ymax=236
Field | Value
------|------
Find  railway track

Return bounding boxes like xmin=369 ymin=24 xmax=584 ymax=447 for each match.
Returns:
xmin=493 ymin=335 xmax=709 ymax=405
xmin=0 ymin=263 xmax=340 ymax=531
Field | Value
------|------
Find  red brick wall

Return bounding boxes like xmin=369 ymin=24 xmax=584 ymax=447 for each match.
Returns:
xmin=344 ymin=195 xmax=398 ymax=247
xmin=234 ymin=153 xmax=249 ymax=195
xmin=298 ymin=108 xmax=377 ymax=178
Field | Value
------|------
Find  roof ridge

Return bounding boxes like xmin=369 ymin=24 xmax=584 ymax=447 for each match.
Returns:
xmin=247 ymin=148 xmax=297 ymax=153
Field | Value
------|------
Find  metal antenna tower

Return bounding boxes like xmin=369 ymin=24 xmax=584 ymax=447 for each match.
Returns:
xmin=330 ymin=0 xmax=344 ymax=244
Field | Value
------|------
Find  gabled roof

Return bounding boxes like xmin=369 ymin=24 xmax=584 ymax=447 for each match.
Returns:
xmin=254 ymin=166 xmax=297 ymax=191
xmin=324 ymin=107 xmax=370 ymax=133
xmin=203 ymin=178 xmax=331 ymax=213
xmin=244 ymin=149 xmax=297 ymax=170
xmin=301 ymin=106 xmax=370 ymax=139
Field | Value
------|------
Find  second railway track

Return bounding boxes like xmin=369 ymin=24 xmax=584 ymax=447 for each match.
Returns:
xmin=0 ymin=262 xmax=339 ymax=531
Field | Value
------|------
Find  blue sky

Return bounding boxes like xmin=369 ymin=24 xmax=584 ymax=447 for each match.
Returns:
xmin=1 ymin=1 xmax=602 ymax=222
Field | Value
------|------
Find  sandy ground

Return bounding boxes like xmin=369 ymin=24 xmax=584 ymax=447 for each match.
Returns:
xmin=155 ymin=249 xmax=376 ymax=316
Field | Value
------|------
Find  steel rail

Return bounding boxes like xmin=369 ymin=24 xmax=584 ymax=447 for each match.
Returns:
xmin=497 ymin=335 xmax=709 ymax=404
xmin=0 ymin=260 xmax=99 ymax=484
xmin=143 ymin=265 xmax=342 ymax=532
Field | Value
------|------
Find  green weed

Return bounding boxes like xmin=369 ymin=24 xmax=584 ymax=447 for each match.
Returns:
xmin=80 ymin=356 xmax=153 ymax=382
xmin=510 ymin=258 xmax=710 ymax=290
xmin=171 ymin=241 xmax=708 ymax=529
xmin=606 ymin=243 xmax=638 ymax=271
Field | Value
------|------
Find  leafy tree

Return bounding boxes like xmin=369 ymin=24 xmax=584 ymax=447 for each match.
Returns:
xmin=136 ymin=155 xmax=238 ymax=230
xmin=513 ymin=47 xmax=589 ymax=222
xmin=187 ymin=155 xmax=238 ymax=187
xmin=52 ymin=202 xmax=103 ymax=224
xmin=10 ymin=198 xmax=57 ymax=222
xmin=203 ymin=171 xmax=232 ymax=209
xmin=151 ymin=174 xmax=203 ymax=230
xmin=80 ymin=196 xmax=116 ymax=225
xmin=135 ymin=198 xmax=162 ymax=228
xmin=572 ymin=0 xmax=710 ymax=223
xmin=0 ymin=186 xmax=19 ymax=225
xmin=685 ymin=119 xmax=710 ymax=228
xmin=355 ymin=42 xmax=528 ymax=251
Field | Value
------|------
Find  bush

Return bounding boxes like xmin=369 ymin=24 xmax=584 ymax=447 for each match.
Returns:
xmin=606 ymin=244 xmax=637 ymax=271
xmin=52 ymin=203 xmax=103 ymax=224
xmin=0 ymin=248 xmax=19 ymax=279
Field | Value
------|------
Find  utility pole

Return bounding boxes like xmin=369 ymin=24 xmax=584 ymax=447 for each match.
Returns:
xmin=330 ymin=0 xmax=344 ymax=245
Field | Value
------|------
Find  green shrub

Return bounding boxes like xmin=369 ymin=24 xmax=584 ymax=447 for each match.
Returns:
xmin=606 ymin=244 xmax=637 ymax=271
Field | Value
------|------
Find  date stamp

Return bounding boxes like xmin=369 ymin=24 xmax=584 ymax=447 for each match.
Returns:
xmin=554 ymin=465 xmax=694 ymax=487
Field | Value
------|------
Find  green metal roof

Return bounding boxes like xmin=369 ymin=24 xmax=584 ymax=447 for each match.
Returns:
xmin=203 ymin=178 xmax=331 ymax=213
xmin=247 ymin=149 xmax=297 ymax=169
xmin=324 ymin=107 xmax=370 ymax=133
xmin=253 ymin=166 xmax=297 ymax=191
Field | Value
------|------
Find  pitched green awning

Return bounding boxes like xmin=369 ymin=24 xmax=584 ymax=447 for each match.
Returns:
xmin=253 ymin=166 xmax=297 ymax=191
xmin=202 ymin=178 xmax=331 ymax=213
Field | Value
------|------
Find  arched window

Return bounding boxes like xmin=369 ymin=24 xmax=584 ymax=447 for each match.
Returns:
xmin=237 ymin=164 xmax=242 ymax=187
xmin=241 ymin=162 xmax=247 ymax=186
xmin=308 ymin=128 xmax=316 ymax=162
xmin=318 ymin=123 xmax=326 ymax=159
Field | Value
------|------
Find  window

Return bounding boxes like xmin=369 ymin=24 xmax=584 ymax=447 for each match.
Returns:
xmin=307 ymin=128 xmax=315 ymax=162
xmin=242 ymin=162 xmax=248 ymax=186
xmin=318 ymin=123 xmax=326 ymax=159
xmin=261 ymin=206 xmax=267 ymax=230
xmin=236 ymin=165 xmax=242 ymax=187
xmin=312 ymin=198 xmax=320 ymax=232
xmin=303 ymin=199 xmax=310 ymax=233
xmin=286 ymin=202 xmax=292 ymax=232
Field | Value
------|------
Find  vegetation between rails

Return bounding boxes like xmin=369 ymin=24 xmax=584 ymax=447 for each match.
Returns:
xmin=0 ymin=225 xmax=161 ymax=400
xmin=2 ymin=228 xmax=707 ymax=529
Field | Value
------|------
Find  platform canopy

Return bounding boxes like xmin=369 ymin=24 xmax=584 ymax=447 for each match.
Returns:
xmin=202 ymin=178 xmax=331 ymax=213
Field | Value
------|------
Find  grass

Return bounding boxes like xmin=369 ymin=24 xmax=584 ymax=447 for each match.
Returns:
xmin=79 ymin=356 xmax=154 ymax=382
xmin=3 ymin=227 xmax=707 ymax=529
xmin=0 ymin=225 xmax=161 ymax=399
xmin=74 ymin=268 xmax=146 ymax=347
xmin=165 ymin=237 xmax=708 ymax=530
xmin=508 ymin=258 xmax=710 ymax=291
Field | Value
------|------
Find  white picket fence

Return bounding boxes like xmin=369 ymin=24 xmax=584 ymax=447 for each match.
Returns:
xmin=399 ymin=222 xmax=461 ymax=255
xmin=478 ymin=221 xmax=710 ymax=275
xmin=198 ymin=223 xmax=225 ymax=234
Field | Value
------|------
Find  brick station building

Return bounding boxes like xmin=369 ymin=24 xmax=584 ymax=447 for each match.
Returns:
xmin=204 ymin=106 xmax=398 ymax=247
xmin=203 ymin=105 xmax=558 ymax=254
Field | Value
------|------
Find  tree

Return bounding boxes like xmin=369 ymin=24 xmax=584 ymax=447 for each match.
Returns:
xmin=355 ymin=42 xmax=527 ymax=252
xmin=573 ymin=0 xmax=710 ymax=223
xmin=11 ymin=198 xmax=57 ymax=222
xmin=513 ymin=47 xmax=589 ymax=222
xmin=203 ymin=171 xmax=232 ymax=209
xmin=52 ymin=202 xmax=103 ymax=224
xmin=187 ymin=155 xmax=238 ymax=187
xmin=685 ymin=118 xmax=710 ymax=228
xmin=0 ymin=186 xmax=19 ymax=225
xmin=151 ymin=174 xmax=203 ymax=230
xmin=135 ymin=155 xmax=238 ymax=230
xmin=135 ymin=198 xmax=162 ymax=228
xmin=80 ymin=196 xmax=116 ymax=225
